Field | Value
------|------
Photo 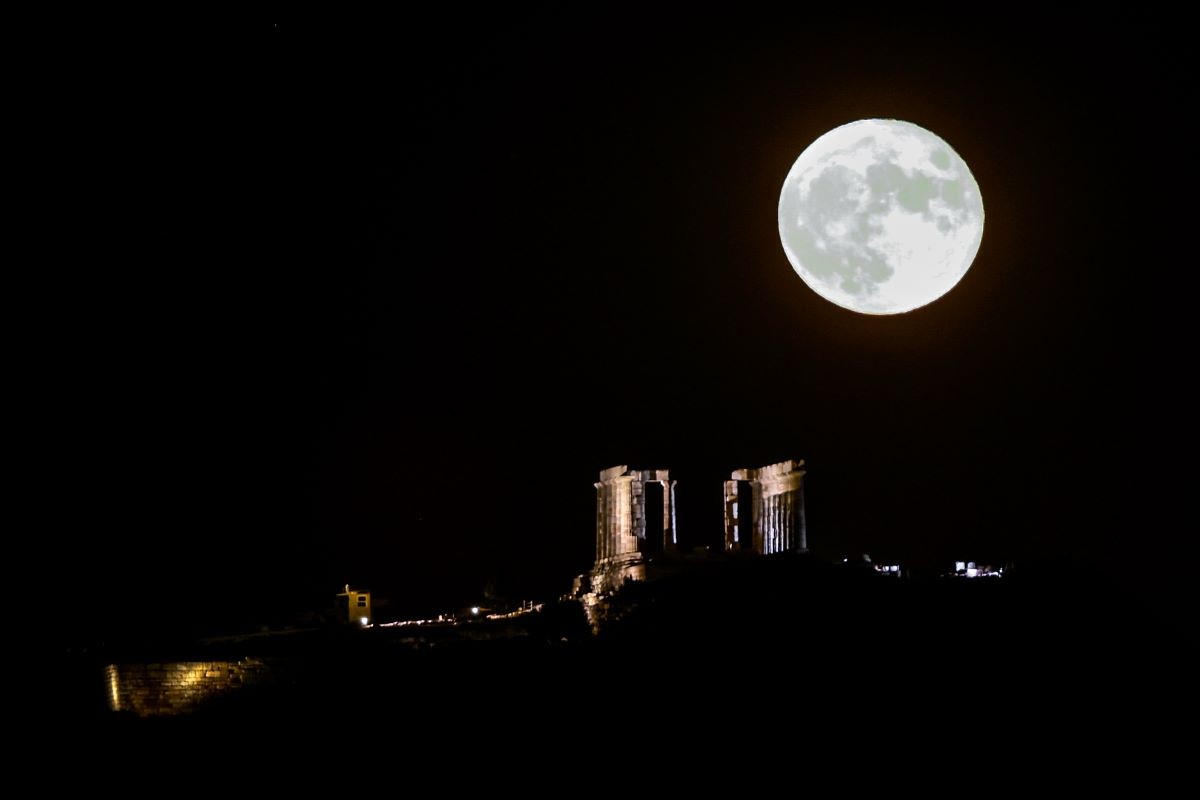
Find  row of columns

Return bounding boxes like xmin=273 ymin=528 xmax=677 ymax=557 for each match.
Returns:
xmin=595 ymin=468 xmax=677 ymax=562
xmin=597 ymin=462 xmax=806 ymax=564
xmin=722 ymin=462 xmax=807 ymax=555
xmin=757 ymin=489 xmax=800 ymax=555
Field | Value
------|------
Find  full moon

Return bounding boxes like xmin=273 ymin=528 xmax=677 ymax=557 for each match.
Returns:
xmin=778 ymin=119 xmax=984 ymax=314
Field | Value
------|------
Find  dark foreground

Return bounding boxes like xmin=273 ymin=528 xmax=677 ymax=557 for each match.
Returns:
xmin=58 ymin=558 xmax=1193 ymax=750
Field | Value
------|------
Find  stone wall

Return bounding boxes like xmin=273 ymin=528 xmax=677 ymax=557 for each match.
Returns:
xmin=105 ymin=659 xmax=268 ymax=717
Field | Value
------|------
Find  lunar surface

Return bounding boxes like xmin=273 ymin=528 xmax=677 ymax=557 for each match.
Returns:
xmin=778 ymin=119 xmax=984 ymax=314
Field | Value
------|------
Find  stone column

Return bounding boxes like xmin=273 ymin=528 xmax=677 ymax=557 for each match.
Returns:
xmin=605 ymin=481 xmax=614 ymax=559
xmin=771 ymin=492 xmax=780 ymax=554
xmin=669 ymin=480 xmax=678 ymax=549
xmin=784 ymin=491 xmax=793 ymax=552
xmin=751 ymin=482 xmax=763 ymax=554
xmin=662 ymin=481 xmax=676 ymax=552
xmin=796 ymin=478 xmax=807 ymax=553
xmin=724 ymin=480 xmax=739 ymax=552
xmin=595 ymin=482 xmax=606 ymax=561
xmin=615 ymin=478 xmax=633 ymax=555
xmin=779 ymin=494 xmax=786 ymax=553
xmin=763 ymin=494 xmax=772 ymax=554
xmin=778 ymin=492 xmax=787 ymax=553
xmin=770 ymin=494 xmax=780 ymax=554
xmin=777 ymin=491 xmax=787 ymax=554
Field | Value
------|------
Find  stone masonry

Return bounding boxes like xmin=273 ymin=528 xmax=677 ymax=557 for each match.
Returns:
xmin=585 ymin=465 xmax=677 ymax=596
xmin=724 ymin=459 xmax=807 ymax=555
xmin=106 ymin=659 xmax=268 ymax=717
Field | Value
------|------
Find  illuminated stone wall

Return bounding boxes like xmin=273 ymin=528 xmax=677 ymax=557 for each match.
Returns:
xmin=594 ymin=465 xmax=676 ymax=562
xmin=724 ymin=459 xmax=807 ymax=555
xmin=585 ymin=465 xmax=676 ymax=596
xmin=105 ymin=659 xmax=268 ymax=717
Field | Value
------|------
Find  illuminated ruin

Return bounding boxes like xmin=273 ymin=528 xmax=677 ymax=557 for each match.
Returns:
xmin=575 ymin=460 xmax=806 ymax=613
xmin=723 ymin=459 xmax=807 ymax=555
xmin=583 ymin=465 xmax=677 ymax=596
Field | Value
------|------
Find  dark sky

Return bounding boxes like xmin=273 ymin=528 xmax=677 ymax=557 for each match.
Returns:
xmin=63 ymin=10 xmax=1192 ymax=637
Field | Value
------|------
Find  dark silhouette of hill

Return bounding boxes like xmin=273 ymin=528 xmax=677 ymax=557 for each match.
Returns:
xmin=69 ymin=553 xmax=1194 ymax=747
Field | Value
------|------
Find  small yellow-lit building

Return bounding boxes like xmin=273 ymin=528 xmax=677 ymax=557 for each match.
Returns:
xmin=336 ymin=585 xmax=372 ymax=626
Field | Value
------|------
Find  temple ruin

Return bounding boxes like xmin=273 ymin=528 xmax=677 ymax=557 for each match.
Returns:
xmin=575 ymin=460 xmax=806 ymax=612
xmin=584 ymin=465 xmax=677 ymax=595
xmin=723 ymin=459 xmax=807 ymax=555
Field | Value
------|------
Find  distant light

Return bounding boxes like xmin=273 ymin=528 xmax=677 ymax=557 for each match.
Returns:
xmin=967 ymin=561 xmax=976 ymax=570
xmin=360 ymin=616 xmax=369 ymax=626
xmin=965 ymin=568 xmax=978 ymax=578
xmin=955 ymin=561 xmax=965 ymax=572
xmin=471 ymin=607 xmax=480 ymax=615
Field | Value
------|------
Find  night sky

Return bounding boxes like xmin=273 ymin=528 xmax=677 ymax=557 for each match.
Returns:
xmin=63 ymin=10 xmax=1191 ymax=639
